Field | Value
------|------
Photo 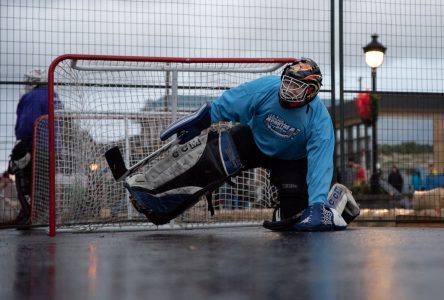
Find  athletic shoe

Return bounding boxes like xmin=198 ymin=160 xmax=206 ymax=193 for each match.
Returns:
xmin=293 ymin=202 xmax=347 ymax=231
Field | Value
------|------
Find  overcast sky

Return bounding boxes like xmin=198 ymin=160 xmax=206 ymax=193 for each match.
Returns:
xmin=1 ymin=0 xmax=442 ymax=90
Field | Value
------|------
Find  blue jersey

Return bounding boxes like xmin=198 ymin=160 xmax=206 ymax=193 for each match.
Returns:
xmin=210 ymin=75 xmax=334 ymax=204
xmin=15 ymin=85 xmax=61 ymax=140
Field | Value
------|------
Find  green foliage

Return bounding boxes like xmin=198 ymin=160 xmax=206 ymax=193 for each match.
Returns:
xmin=370 ymin=92 xmax=379 ymax=124
xmin=379 ymin=142 xmax=433 ymax=155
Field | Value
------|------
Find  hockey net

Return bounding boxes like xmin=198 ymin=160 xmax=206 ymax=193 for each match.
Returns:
xmin=32 ymin=55 xmax=296 ymax=235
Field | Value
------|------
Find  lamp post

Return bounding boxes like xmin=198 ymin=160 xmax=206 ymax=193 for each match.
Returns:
xmin=363 ymin=34 xmax=386 ymax=175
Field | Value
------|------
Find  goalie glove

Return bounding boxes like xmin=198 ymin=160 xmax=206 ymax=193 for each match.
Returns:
xmin=293 ymin=202 xmax=347 ymax=231
xmin=293 ymin=184 xmax=359 ymax=231
xmin=8 ymin=138 xmax=32 ymax=174
xmin=8 ymin=154 xmax=31 ymax=175
xmin=160 ymin=102 xmax=212 ymax=144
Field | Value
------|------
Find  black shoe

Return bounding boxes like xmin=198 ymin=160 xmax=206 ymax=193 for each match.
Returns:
xmin=13 ymin=211 xmax=31 ymax=229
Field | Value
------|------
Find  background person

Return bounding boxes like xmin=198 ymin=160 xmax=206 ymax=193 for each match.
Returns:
xmin=347 ymin=157 xmax=367 ymax=187
xmin=8 ymin=69 xmax=62 ymax=225
xmin=410 ymin=169 xmax=423 ymax=191
xmin=388 ymin=165 xmax=404 ymax=194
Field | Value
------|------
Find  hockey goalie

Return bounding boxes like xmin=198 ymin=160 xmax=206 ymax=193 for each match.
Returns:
xmin=116 ymin=58 xmax=360 ymax=231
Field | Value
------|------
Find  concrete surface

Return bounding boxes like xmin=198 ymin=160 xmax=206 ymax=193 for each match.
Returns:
xmin=1 ymin=226 xmax=444 ymax=300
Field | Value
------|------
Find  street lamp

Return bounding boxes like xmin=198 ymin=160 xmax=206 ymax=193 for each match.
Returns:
xmin=364 ymin=35 xmax=386 ymax=70
xmin=363 ymin=34 xmax=386 ymax=176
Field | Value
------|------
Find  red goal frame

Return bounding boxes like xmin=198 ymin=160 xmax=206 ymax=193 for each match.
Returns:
xmin=46 ymin=54 xmax=296 ymax=236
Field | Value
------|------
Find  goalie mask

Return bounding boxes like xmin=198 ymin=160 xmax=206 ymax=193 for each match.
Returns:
xmin=279 ymin=58 xmax=323 ymax=108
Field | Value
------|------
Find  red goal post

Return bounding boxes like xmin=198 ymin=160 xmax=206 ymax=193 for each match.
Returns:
xmin=42 ymin=54 xmax=296 ymax=236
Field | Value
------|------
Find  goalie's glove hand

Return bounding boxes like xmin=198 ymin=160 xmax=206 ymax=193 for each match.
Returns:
xmin=293 ymin=203 xmax=347 ymax=232
xmin=8 ymin=138 xmax=32 ymax=174
xmin=160 ymin=102 xmax=212 ymax=144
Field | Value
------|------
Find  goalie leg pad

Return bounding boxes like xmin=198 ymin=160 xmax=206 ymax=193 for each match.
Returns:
xmin=13 ymin=168 xmax=32 ymax=220
xmin=125 ymin=179 xmax=204 ymax=225
xmin=327 ymin=183 xmax=360 ymax=224
xmin=126 ymin=129 xmax=243 ymax=224
xmin=141 ymin=130 xmax=242 ymax=194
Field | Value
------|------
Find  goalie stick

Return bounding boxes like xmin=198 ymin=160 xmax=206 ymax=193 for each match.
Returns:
xmin=262 ymin=211 xmax=303 ymax=231
xmin=105 ymin=138 xmax=179 ymax=181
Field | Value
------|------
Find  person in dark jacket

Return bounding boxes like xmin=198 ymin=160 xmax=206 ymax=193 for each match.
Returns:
xmin=388 ymin=165 xmax=404 ymax=193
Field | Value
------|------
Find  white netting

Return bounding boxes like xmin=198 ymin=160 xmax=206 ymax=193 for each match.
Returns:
xmin=32 ymin=57 xmax=291 ymax=232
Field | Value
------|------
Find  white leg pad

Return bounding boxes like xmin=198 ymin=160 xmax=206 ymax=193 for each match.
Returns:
xmin=327 ymin=183 xmax=360 ymax=224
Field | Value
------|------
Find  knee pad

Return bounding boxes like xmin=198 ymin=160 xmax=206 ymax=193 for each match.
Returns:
xmin=15 ymin=169 xmax=31 ymax=195
xmin=269 ymin=159 xmax=308 ymax=220
xmin=14 ymin=169 xmax=31 ymax=214
xmin=125 ymin=129 xmax=243 ymax=224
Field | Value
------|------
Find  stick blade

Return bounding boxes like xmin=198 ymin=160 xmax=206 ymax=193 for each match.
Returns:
xmin=104 ymin=146 xmax=128 ymax=181
xmin=262 ymin=213 xmax=302 ymax=231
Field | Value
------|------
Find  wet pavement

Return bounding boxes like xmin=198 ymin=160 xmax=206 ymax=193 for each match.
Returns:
xmin=1 ymin=226 xmax=443 ymax=300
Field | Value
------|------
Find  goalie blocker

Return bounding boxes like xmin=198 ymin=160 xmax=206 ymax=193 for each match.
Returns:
xmin=125 ymin=129 xmax=243 ymax=225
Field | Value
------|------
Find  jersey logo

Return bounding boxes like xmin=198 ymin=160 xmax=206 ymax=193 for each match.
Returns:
xmin=264 ymin=113 xmax=300 ymax=139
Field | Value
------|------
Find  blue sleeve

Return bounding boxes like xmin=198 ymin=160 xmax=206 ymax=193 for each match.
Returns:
xmin=306 ymin=102 xmax=335 ymax=204
xmin=210 ymin=82 xmax=256 ymax=124
xmin=15 ymin=94 xmax=43 ymax=140
xmin=14 ymin=87 xmax=57 ymax=140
